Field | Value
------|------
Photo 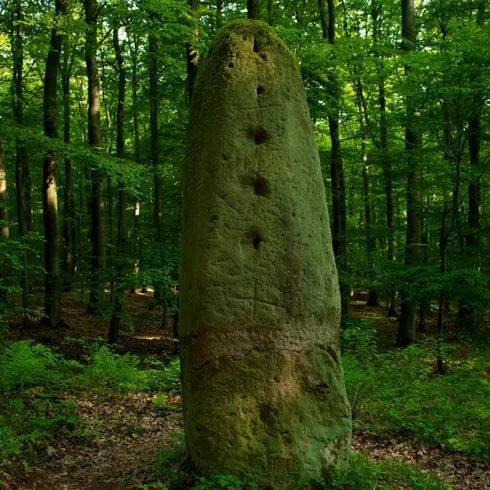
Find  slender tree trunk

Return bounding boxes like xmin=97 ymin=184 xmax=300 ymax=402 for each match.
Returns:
xmin=12 ymin=0 xmax=29 ymax=323
xmin=149 ymin=23 xmax=164 ymax=303
xmin=42 ymin=0 xmax=67 ymax=327
xmin=62 ymin=46 xmax=75 ymax=290
xmin=0 ymin=138 xmax=8 ymax=305
xmin=130 ymin=43 xmax=141 ymax=293
xmin=84 ymin=0 xmax=106 ymax=314
xmin=109 ymin=20 xmax=127 ymax=344
xmin=355 ymin=79 xmax=378 ymax=307
xmin=267 ymin=0 xmax=273 ymax=25
xmin=397 ymin=0 xmax=422 ymax=347
xmin=186 ymin=0 xmax=199 ymax=103
xmin=216 ymin=0 xmax=223 ymax=28
xmin=318 ymin=0 xmax=350 ymax=317
xmin=247 ymin=0 xmax=260 ymax=19
xmin=457 ymin=2 xmax=485 ymax=329
xmin=436 ymin=212 xmax=447 ymax=374
xmin=372 ymin=0 xmax=396 ymax=316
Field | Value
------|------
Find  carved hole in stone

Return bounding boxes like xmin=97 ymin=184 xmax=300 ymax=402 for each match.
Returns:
xmin=257 ymin=85 xmax=264 ymax=95
xmin=253 ymin=176 xmax=270 ymax=197
xmin=253 ymin=38 xmax=259 ymax=53
xmin=242 ymin=227 xmax=263 ymax=251
xmin=248 ymin=126 xmax=270 ymax=145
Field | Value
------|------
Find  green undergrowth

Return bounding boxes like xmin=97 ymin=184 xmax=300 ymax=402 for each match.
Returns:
xmin=342 ymin=323 xmax=490 ymax=460
xmin=0 ymin=339 xmax=180 ymax=464
xmin=324 ymin=453 xmax=450 ymax=489
xmin=144 ymin=441 xmax=449 ymax=490
xmin=145 ymin=429 xmax=449 ymax=489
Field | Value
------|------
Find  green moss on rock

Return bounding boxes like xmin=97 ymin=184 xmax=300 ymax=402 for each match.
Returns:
xmin=180 ymin=19 xmax=351 ymax=489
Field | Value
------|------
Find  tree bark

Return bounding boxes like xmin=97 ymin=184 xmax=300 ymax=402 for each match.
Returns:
xmin=318 ymin=0 xmax=350 ymax=317
xmin=186 ymin=0 xmax=199 ymax=103
xmin=84 ymin=0 xmax=106 ymax=314
xmin=397 ymin=0 xmax=422 ymax=347
xmin=12 ymin=0 xmax=29 ymax=323
xmin=149 ymin=22 xmax=164 ymax=302
xmin=267 ymin=0 xmax=273 ymax=25
xmin=129 ymin=41 xmax=141 ymax=292
xmin=216 ymin=0 xmax=223 ymax=28
xmin=457 ymin=1 xmax=484 ymax=329
xmin=42 ymin=0 xmax=67 ymax=327
xmin=62 ymin=44 xmax=75 ymax=290
xmin=109 ymin=19 xmax=127 ymax=344
xmin=372 ymin=0 xmax=396 ymax=316
xmin=0 ymin=138 xmax=8 ymax=305
xmin=247 ymin=0 xmax=260 ymax=19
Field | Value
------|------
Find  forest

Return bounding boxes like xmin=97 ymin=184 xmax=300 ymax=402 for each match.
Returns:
xmin=0 ymin=0 xmax=489 ymax=488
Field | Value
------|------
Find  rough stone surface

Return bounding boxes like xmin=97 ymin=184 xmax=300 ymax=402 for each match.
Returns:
xmin=180 ymin=19 xmax=351 ymax=489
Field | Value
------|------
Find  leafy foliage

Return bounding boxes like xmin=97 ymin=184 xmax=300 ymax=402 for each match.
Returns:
xmin=325 ymin=454 xmax=450 ymax=490
xmin=341 ymin=326 xmax=490 ymax=460
xmin=0 ymin=340 xmax=180 ymax=463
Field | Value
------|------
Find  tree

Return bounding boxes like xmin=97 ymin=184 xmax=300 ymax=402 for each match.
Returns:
xmin=62 ymin=36 xmax=76 ymax=291
xmin=42 ymin=0 xmax=67 ymax=327
xmin=109 ymin=12 xmax=127 ymax=344
xmin=0 ymin=138 xmax=7 ymax=305
xmin=180 ymin=20 xmax=351 ymax=487
xmin=318 ymin=0 xmax=350 ymax=317
xmin=84 ymin=0 xmax=106 ymax=314
xmin=11 ymin=0 xmax=30 ymax=323
xmin=247 ymin=0 xmax=260 ymax=20
xmin=148 ymin=15 xmax=163 ymax=304
xmin=186 ymin=0 xmax=200 ymax=102
xmin=397 ymin=0 xmax=422 ymax=347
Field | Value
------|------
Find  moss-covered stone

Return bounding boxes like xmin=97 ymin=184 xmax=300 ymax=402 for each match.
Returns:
xmin=180 ymin=19 xmax=351 ymax=489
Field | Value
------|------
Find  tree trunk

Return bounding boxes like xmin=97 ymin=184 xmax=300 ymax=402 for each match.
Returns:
xmin=0 ymin=138 xmax=8 ymax=305
xmin=109 ymin=19 xmax=127 ymax=344
xmin=42 ymin=0 xmax=66 ymax=327
xmin=267 ymin=0 xmax=273 ymax=25
xmin=372 ymin=0 xmax=396 ymax=316
xmin=130 ymin=42 xmax=141 ymax=293
xmin=84 ymin=0 xmax=106 ymax=314
xmin=397 ymin=0 xmax=422 ymax=347
xmin=318 ymin=0 xmax=350 ymax=317
xmin=62 ymin=45 xmax=75 ymax=290
xmin=247 ymin=0 xmax=260 ymax=19
xmin=186 ymin=0 xmax=199 ymax=103
xmin=216 ymin=0 xmax=223 ymax=28
xmin=12 ymin=0 xmax=29 ymax=324
xmin=457 ymin=2 xmax=484 ymax=330
xmin=355 ymin=79 xmax=378 ymax=307
xmin=149 ymin=23 xmax=164 ymax=302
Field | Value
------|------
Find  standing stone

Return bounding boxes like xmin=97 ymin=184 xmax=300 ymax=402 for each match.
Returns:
xmin=180 ymin=19 xmax=351 ymax=489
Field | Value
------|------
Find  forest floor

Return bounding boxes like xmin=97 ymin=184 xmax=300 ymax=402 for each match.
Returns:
xmin=1 ymin=293 xmax=489 ymax=489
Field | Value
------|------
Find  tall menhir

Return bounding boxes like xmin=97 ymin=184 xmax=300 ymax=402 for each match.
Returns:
xmin=180 ymin=19 xmax=351 ymax=489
